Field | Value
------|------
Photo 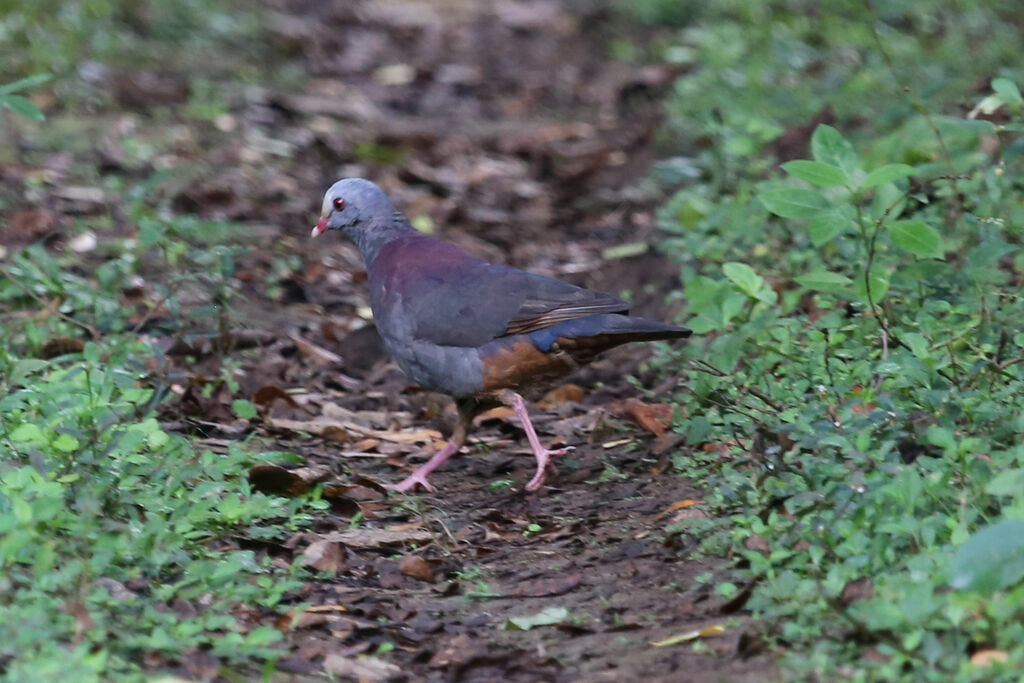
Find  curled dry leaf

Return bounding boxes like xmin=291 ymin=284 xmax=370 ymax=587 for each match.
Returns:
xmin=473 ymin=406 xmax=516 ymax=426
xmin=609 ymin=398 xmax=672 ymax=437
xmin=970 ymin=649 xmax=1009 ymax=667
xmin=321 ymin=528 xmax=433 ymax=548
xmin=650 ymin=623 xmax=726 ymax=647
xmin=252 ymin=385 xmax=298 ymax=410
xmin=323 ymin=653 xmax=402 ymax=681
xmin=538 ymin=383 xmax=584 ymax=409
xmin=658 ymin=499 xmax=703 ymax=519
xmin=290 ymin=334 xmax=343 ymax=364
xmin=266 ymin=410 xmax=440 ymax=445
xmin=301 ymin=540 xmax=346 ymax=573
xmin=399 ymin=555 xmax=434 ymax=582
xmin=511 ymin=572 xmax=582 ymax=598
xmin=743 ymin=534 xmax=771 ymax=553
xmin=248 ymin=463 xmax=329 ymax=496
xmin=39 ymin=337 xmax=86 ymax=359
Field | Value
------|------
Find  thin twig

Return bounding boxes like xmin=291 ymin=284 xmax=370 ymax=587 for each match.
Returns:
xmin=865 ymin=4 xmax=964 ymax=221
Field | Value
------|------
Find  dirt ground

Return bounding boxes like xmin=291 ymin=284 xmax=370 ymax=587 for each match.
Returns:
xmin=9 ymin=0 xmax=775 ymax=679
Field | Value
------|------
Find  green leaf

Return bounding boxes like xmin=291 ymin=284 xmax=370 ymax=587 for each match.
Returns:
xmin=0 ymin=73 xmax=52 ymax=95
xmin=854 ymin=268 xmax=890 ymax=304
xmin=10 ymin=423 xmax=45 ymax=443
xmin=2 ymin=95 xmax=45 ymax=122
xmin=722 ymin=262 xmax=764 ymax=298
xmin=505 ymin=606 xmax=570 ymax=630
xmin=232 ymin=399 xmax=258 ymax=419
xmin=811 ymin=125 xmax=859 ymax=175
xmin=860 ymin=164 xmax=915 ymax=189
xmin=759 ymin=188 xmax=829 ymax=219
xmin=992 ymin=77 xmax=1023 ymax=106
xmin=781 ymin=160 xmax=847 ymax=187
xmin=807 ymin=210 xmax=850 ymax=246
xmin=51 ymin=434 xmax=80 ymax=453
xmin=902 ymin=332 xmax=930 ymax=360
xmin=889 ymin=220 xmax=944 ymax=259
xmin=795 ymin=270 xmax=853 ymax=293
xmin=985 ymin=468 xmax=1024 ymax=497
xmin=951 ymin=519 xmax=1024 ymax=595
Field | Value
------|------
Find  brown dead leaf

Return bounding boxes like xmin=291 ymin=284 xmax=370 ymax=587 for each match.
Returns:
xmin=743 ymin=534 xmax=770 ymax=553
xmin=323 ymin=653 xmax=402 ymax=681
xmin=66 ymin=600 xmax=94 ymax=646
xmin=248 ymin=463 xmax=329 ymax=497
xmin=473 ymin=406 xmax=516 ymax=426
xmin=353 ymin=437 xmax=381 ymax=451
xmin=608 ymin=398 xmax=672 ymax=436
xmin=652 ymin=432 xmax=685 ymax=456
xmin=9 ymin=207 xmax=59 ymax=238
xmin=399 ymin=555 xmax=434 ymax=582
xmin=252 ymin=385 xmax=297 ymax=410
xmin=183 ymin=649 xmax=220 ymax=682
xmin=538 ymin=383 xmax=584 ymax=409
xmin=840 ymin=577 xmax=873 ymax=605
xmin=301 ymin=540 xmax=346 ymax=573
xmin=39 ymin=337 xmax=86 ymax=359
xmin=266 ymin=412 xmax=440 ymax=445
xmin=970 ymin=649 xmax=1008 ymax=667
xmin=321 ymin=528 xmax=433 ymax=548
xmin=657 ymin=499 xmax=704 ymax=520
xmin=512 ymin=573 xmax=582 ymax=598
xmin=290 ymin=334 xmax=343 ymax=364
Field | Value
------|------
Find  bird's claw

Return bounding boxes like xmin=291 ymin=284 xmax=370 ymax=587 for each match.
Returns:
xmin=384 ymin=474 xmax=436 ymax=493
xmin=524 ymin=445 xmax=573 ymax=491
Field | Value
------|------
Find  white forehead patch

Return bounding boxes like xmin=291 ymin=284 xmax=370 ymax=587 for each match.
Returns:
xmin=321 ymin=192 xmax=334 ymax=217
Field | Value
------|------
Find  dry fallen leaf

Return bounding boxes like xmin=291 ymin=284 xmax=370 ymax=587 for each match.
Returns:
xmin=320 ymin=528 xmax=434 ymax=548
xmin=323 ymin=653 xmax=401 ymax=681
xmin=970 ymin=649 xmax=1009 ymax=667
xmin=301 ymin=540 xmax=345 ymax=573
xmin=743 ymin=534 xmax=771 ymax=553
xmin=252 ymin=385 xmax=298 ymax=409
xmin=248 ymin=464 xmax=330 ymax=497
xmin=650 ymin=623 xmax=725 ymax=647
xmin=538 ymin=383 xmax=584 ymax=409
xmin=657 ymin=499 xmax=703 ymax=519
xmin=399 ymin=555 xmax=434 ymax=582
xmin=290 ymin=334 xmax=343 ymax=364
xmin=609 ymin=398 xmax=673 ymax=436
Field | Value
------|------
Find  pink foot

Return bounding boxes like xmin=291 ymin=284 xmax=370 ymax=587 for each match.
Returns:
xmin=508 ymin=393 xmax=573 ymax=491
xmin=384 ymin=472 xmax=436 ymax=493
xmin=384 ymin=439 xmax=460 ymax=493
xmin=524 ymin=445 xmax=573 ymax=491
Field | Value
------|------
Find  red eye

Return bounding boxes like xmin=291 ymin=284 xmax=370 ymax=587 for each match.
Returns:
xmin=333 ymin=197 xmax=345 ymax=211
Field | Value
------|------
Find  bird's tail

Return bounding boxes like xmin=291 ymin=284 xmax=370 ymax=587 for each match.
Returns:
xmin=528 ymin=314 xmax=691 ymax=357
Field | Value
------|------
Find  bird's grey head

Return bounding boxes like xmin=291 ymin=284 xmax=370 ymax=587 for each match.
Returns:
xmin=311 ymin=178 xmax=396 ymax=239
xmin=311 ymin=177 xmax=417 ymax=266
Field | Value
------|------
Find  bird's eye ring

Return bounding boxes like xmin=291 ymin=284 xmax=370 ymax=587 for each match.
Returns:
xmin=333 ymin=197 xmax=346 ymax=211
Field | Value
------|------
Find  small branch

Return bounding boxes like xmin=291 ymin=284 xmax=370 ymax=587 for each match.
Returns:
xmin=866 ymin=5 xmax=964 ymax=221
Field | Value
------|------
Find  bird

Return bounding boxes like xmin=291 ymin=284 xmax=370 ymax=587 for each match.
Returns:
xmin=311 ymin=178 xmax=691 ymax=492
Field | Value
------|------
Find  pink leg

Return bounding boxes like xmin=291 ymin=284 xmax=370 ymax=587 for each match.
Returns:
xmin=384 ymin=440 xmax=461 ymax=493
xmin=509 ymin=393 xmax=572 ymax=491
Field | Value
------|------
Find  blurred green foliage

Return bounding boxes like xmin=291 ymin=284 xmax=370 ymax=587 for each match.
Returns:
xmin=0 ymin=0 xmax=261 ymax=101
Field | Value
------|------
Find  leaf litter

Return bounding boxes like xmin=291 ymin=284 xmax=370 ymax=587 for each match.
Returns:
xmin=4 ymin=0 xmax=774 ymax=679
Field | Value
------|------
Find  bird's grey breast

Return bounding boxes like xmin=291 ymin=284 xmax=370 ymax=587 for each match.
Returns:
xmin=369 ymin=273 xmax=484 ymax=397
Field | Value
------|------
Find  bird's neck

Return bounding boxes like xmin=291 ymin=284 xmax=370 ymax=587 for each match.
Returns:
xmin=355 ymin=211 xmax=418 ymax=267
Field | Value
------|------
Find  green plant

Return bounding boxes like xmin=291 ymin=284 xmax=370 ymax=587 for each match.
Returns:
xmin=0 ymin=74 xmax=51 ymax=121
xmin=651 ymin=3 xmax=1024 ymax=677
xmin=0 ymin=196 xmax=319 ymax=678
